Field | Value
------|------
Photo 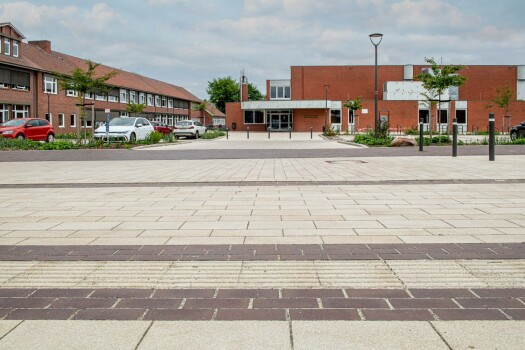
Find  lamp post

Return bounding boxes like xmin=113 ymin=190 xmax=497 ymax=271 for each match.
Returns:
xmin=324 ymin=84 xmax=329 ymax=133
xmin=369 ymin=33 xmax=383 ymax=138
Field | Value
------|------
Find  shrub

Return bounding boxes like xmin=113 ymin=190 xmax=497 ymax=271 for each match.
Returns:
xmin=201 ymin=130 xmax=226 ymax=139
xmin=323 ymin=124 xmax=339 ymax=137
xmin=416 ymin=136 xmax=452 ymax=146
xmin=163 ymin=133 xmax=175 ymax=143
xmin=39 ymin=140 xmax=78 ymax=150
xmin=146 ymin=131 xmax=163 ymax=144
xmin=354 ymin=133 xmax=393 ymax=146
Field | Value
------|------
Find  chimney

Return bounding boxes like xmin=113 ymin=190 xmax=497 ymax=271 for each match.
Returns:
xmin=240 ymin=71 xmax=249 ymax=102
xmin=28 ymin=40 xmax=52 ymax=54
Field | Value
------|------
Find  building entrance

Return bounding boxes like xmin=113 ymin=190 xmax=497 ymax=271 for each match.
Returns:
xmin=266 ymin=110 xmax=293 ymax=131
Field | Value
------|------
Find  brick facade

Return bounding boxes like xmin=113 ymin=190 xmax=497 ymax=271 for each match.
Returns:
xmin=226 ymin=65 xmax=525 ymax=133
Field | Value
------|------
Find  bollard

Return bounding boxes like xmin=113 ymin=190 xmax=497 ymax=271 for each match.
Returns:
xmin=226 ymin=128 xmax=229 ymax=139
xmin=268 ymin=127 xmax=270 ymax=139
xmin=310 ymin=127 xmax=313 ymax=139
xmin=247 ymin=127 xmax=250 ymax=140
xmin=452 ymin=118 xmax=458 ymax=157
xmin=289 ymin=127 xmax=291 ymax=139
xmin=419 ymin=118 xmax=424 ymax=152
xmin=489 ymin=113 xmax=495 ymax=161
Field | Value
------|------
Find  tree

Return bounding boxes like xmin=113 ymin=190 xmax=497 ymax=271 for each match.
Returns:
xmin=343 ymin=97 xmax=362 ymax=133
xmin=416 ymin=58 xmax=466 ymax=137
xmin=56 ymin=61 xmax=118 ymax=141
xmin=420 ymin=91 xmax=439 ymax=140
xmin=206 ymin=76 xmax=265 ymax=113
xmin=192 ymin=100 xmax=207 ymax=112
xmin=489 ymin=85 xmax=513 ymax=116
xmin=126 ymin=101 xmax=146 ymax=118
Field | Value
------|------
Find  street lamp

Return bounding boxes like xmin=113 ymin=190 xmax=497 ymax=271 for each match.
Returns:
xmin=369 ymin=33 xmax=383 ymax=138
xmin=324 ymin=84 xmax=329 ymax=133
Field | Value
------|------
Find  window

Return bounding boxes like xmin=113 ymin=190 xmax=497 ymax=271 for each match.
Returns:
xmin=120 ymin=89 xmax=128 ymax=103
xmin=66 ymin=90 xmax=78 ymax=97
xmin=270 ymin=86 xmax=276 ymax=99
xmin=139 ymin=93 xmax=145 ymax=104
xmin=269 ymin=81 xmax=291 ymax=100
xmin=45 ymin=113 xmax=52 ymax=124
xmin=13 ymin=41 xmax=19 ymax=57
xmin=418 ymin=110 xmax=430 ymax=124
xmin=439 ymin=109 xmax=448 ymax=124
xmin=456 ymin=110 xmax=467 ymax=124
xmin=43 ymin=75 xmax=57 ymax=94
xmin=0 ymin=104 xmax=8 ymax=123
xmin=161 ymin=97 xmax=167 ymax=108
xmin=155 ymin=95 xmax=161 ymax=107
xmin=147 ymin=94 xmax=153 ymax=106
xmin=70 ymin=114 xmax=76 ymax=127
xmin=85 ymin=92 xmax=94 ymax=100
xmin=81 ymin=119 xmax=93 ymax=128
xmin=95 ymin=93 xmax=106 ymax=101
xmin=108 ymin=95 xmax=118 ymax=102
xmin=13 ymin=85 xmax=28 ymax=91
xmin=0 ymin=83 xmax=8 ymax=89
xmin=130 ymin=91 xmax=137 ymax=103
xmin=213 ymin=117 xmax=225 ymax=126
xmin=58 ymin=113 xmax=65 ymax=128
xmin=330 ymin=109 xmax=341 ymax=124
xmin=120 ymin=112 xmax=129 ymax=117
xmin=244 ymin=110 xmax=264 ymax=124
xmin=168 ymin=99 xmax=173 ymax=108
xmin=3 ymin=38 xmax=10 ymax=55
xmin=12 ymin=105 xmax=29 ymax=119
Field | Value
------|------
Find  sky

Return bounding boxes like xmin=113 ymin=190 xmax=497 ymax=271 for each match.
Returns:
xmin=2 ymin=0 xmax=524 ymax=99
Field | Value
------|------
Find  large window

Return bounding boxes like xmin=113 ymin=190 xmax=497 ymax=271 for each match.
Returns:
xmin=3 ymin=38 xmax=10 ymax=55
xmin=155 ymin=95 xmax=161 ymax=107
xmin=161 ymin=96 xmax=167 ymax=108
xmin=139 ymin=93 xmax=145 ymax=104
xmin=12 ymin=105 xmax=29 ymax=119
xmin=456 ymin=109 xmax=467 ymax=124
xmin=43 ymin=75 xmax=57 ymax=94
xmin=58 ymin=113 xmax=65 ymax=128
xmin=244 ymin=110 xmax=264 ymax=124
xmin=120 ymin=89 xmax=128 ymax=103
xmin=270 ymin=81 xmax=291 ymax=100
xmin=418 ymin=110 xmax=429 ymax=124
xmin=0 ymin=104 xmax=8 ymax=123
xmin=330 ymin=109 xmax=341 ymax=124
xmin=95 ymin=93 xmax=106 ymax=101
xmin=168 ymin=99 xmax=173 ymax=108
xmin=70 ymin=114 xmax=76 ymax=127
xmin=130 ymin=91 xmax=137 ymax=103
xmin=147 ymin=94 xmax=153 ymax=106
xmin=13 ymin=41 xmax=19 ymax=57
xmin=66 ymin=89 xmax=78 ymax=97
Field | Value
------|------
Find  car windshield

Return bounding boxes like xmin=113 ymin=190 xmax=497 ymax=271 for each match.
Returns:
xmin=1 ymin=119 xmax=26 ymax=127
xmin=176 ymin=121 xmax=192 ymax=126
xmin=109 ymin=118 xmax=136 ymax=126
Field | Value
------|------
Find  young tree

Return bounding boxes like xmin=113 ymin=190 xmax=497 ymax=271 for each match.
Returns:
xmin=206 ymin=77 xmax=265 ymax=113
xmin=420 ymin=91 xmax=438 ymax=140
xmin=486 ymin=85 xmax=514 ymax=133
xmin=416 ymin=58 xmax=466 ymax=137
xmin=126 ymin=101 xmax=146 ymax=118
xmin=343 ymin=97 xmax=363 ymax=133
xmin=56 ymin=61 xmax=118 ymax=141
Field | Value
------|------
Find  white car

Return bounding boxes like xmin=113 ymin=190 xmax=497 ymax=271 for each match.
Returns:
xmin=94 ymin=117 xmax=154 ymax=142
xmin=173 ymin=120 xmax=206 ymax=139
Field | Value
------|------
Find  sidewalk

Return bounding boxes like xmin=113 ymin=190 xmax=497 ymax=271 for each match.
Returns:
xmin=0 ymin=140 xmax=524 ymax=349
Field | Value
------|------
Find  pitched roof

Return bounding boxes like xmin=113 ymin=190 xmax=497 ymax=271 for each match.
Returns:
xmin=0 ymin=22 xmax=26 ymax=39
xmin=204 ymin=102 xmax=226 ymax=117
xmin=0 ymin=40 xmax=200 ymax=102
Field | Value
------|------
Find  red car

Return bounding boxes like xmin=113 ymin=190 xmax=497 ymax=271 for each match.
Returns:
xmin=150 ymin=121 xmax=173 ymax=135
xmin=0 ymin=118 xmax=55 ymax=142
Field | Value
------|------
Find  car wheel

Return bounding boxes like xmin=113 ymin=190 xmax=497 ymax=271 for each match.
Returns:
xmin=16 ymin=134 xmax=24 ymax=140
xmin=510 ymin=131 xmax=518 ymax=141
xmin=195 ymin=131 xmax=199 ymax=139
xmin=46 ymin=134 xmax=55 ymax=143
xmin=129 ymin=133 xmax=136 ymax=142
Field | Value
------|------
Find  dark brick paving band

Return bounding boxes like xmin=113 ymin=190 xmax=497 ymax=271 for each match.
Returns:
xmin=0 ymin=288 xmax=524 ymax=321
xmin=1 ymin=178 xmax=525 ymax=189
xmin=0 ymin=243 xmax=524 ymax=261
xmin=1 ymin=145 xmax=524 ymax=162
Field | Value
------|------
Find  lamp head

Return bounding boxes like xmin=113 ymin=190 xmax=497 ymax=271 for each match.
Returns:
xmin=369 ymin=33 xmax=383 ymax=46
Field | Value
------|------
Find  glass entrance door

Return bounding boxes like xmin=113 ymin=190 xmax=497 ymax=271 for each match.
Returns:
xmin=267 ymin=110 xmax=293 ymax=131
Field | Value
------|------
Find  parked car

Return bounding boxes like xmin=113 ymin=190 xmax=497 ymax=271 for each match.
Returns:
xmin=510 ymin=121 xmax=525 ymax=141
xmin=0 ymin=118 xmax=55 ymax=142
xmin=150 ymin=121 xmax=173 ymax=135
xmin=206 ymin=124 xmax=228 ymax=131
xmin=93 ymin=117 xmax=154 ymax=142
xmin=173 ymin=120 xmax=206 ymax=139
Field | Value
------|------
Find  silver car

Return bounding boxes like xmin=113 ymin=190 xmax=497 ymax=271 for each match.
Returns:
xmin=173 ymin=120 xmax=206 ymax=139
xmin=94 ymin=117 xmax=154 ymax=142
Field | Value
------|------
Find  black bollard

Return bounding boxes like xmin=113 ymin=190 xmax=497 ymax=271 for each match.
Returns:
xmin=289 ymin=127 xmax=291 ymax=139
xmin=419 ymin=118 xmax=424 ymax=152
xmin=226 ymin=128 xmax=229 ymax=139
xmin=310 ymin=127 xmax=313 ymax=139
xmin=489 ymin=113 xmax=495 ymax=161
xmin=247 ymin=127 xmax=250 ymax=140
xmin=452 ymin=118 xmax=458 ymax=157
xmin=268 ymin=127 xmax=270 ymax=139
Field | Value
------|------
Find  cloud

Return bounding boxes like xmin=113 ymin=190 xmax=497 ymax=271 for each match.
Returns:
xmin=0 ymin=1 xmax=76 ymax=29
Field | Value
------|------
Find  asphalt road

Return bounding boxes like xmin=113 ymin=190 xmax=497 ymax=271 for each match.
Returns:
xmin=0 ymin=145 xmax=524 ymax=162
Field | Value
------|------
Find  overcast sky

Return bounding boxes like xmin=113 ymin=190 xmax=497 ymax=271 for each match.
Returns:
xmin=2 ymin=0 xmax=524 ymax=99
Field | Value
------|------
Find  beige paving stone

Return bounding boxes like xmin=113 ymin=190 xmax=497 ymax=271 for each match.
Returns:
xmin=0 ymin=321 xmax=150 ymax=350
xmin=244 ymin=236 xmax=324 ymax=244
xmin=80 ymin=210 xmax=142 ymax=217
xmin=16 ymin=238 xmax=96 ymax=245
xmin=212 ymin=229 xmax=283 ymax=237
xmin=3 ymin=230 xmax=75 ymax=238
xmin=0 ymin=262 xmax=37 ymax=284
xmin=251 ymin=209 xmax=310 ymax=216
xmin=182 ymin=221 xmax=248 ymax=230
xmin=70 ymin=230 xmax=143 ymax=238
xmin=322 ymin=236 xmax=404 ymax=244
xmin=292 ymin=321 xmax=448 ymax=350
xmin=445 ymin=219 xmax=519 ymax=228
xmin=249 ymin=221 xmax=315 ymax=229
xmin=0 ymin=237 xmax=26 ymax=245
xmin=50 ymin=222 xmax=121 ymax=231
xmin=166 ymin=236 xmax=245 ymax=245
xmin=0 ymin=222 xmax=61 ymax=231
xmin=379 ymin=219 xmax=451 ymax=229
xmin=139 ymin=321 xmax=291 ymax=350
xmin=355 ymin=228 xmax=430 ymax=236
xmin=0 ymin=321 xmax=21 ymax=338
xmin=140 ymin=229 xmax=212 ymax=237
xmin=461 ymin=260 xmax=525 ymax=287
xmin=195 ymin=209 xmax=252 ymax=216
xmin=219 ymin=215 xmax=281 ymax=221
xmin=90 ymin=237 xmax=171 ymax=245
xmin=400 ymin=235 xmax=483 ymax=244
xmin=284 ymin=228 xmax=356 ymax=237
xmin=315 ymin=220 xmax=383 ymax=229
xmin=114 ymin=222 xmax=184 ymax=230
xmin=432 ymin=321 xmax=525 ymax=350
xmin=316 ymin=261 xmax=402 ymax=288
xmin=97 ymin=216 xmax=160 ymax=222
xmin=158 ymin=215 xmax=220 ymax=222
xmin=477 ymin=235 xmax=525 ymax=243
xmin=425 ymin=227 xmax=504 ymax=236
xmin=27 ymin=210 xmax=86 ymax=217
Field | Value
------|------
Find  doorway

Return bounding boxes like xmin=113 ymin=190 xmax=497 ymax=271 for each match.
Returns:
xmin=267 ymin=110 xmax=293 ymax=131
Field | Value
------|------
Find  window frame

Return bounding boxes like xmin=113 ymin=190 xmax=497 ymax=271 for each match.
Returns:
xmin=66 ymin=89 xmax=78 ymax=97
xmin=243 ymin=110 xmax=265 ymax=124
xmin=70 ymin=114 xmax=76 ymax=127
xmin=13 ymin=41 xmax=19 ymax=57
xmin=120 ymin=89 xmax=128 ymax=104
xmin=3 ymin=38 xmax=10 ymax=56
xmin=12 ymin=104 xmax=29 ymax=119
xmin=43 ymin=75 xmax=58 ymax=94
xmin=58 ymin=113 xmax=65 ymax=128
xmin=147 ymin=94 xmax=154 ymax=106
xmin=139 ymin=93 xmax=146 ymax=104
xmin=155 ymin=95 xmax=161 ymax=107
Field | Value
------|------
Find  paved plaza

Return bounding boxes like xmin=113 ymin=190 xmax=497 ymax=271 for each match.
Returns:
xmin=0 ymin=135 xmax=524 ymax=348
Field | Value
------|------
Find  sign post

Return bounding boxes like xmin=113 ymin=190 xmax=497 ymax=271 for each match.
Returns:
xmin=105 ymin=109 xmax=110 ymax=143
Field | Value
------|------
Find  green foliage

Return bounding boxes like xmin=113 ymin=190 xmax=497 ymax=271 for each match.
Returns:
xmin=377 ymin=121 xmax=390 ymax=139
xmin=323 ymin=124 xmax=339 ymax=137
xmin=512 ymin=138 xmax=525 ymax=144
xmin=416 ymin=58 xmax=467 ymax=96
xmin=56 ymin=61 xmax=119 ymax=97
xmin=405 ymin=128 xmax=418 ymax=135
xmin=487 ymin=85 xmax=513 ymax=115
xmin=206 ymin=77 xmax=265 ymax=113
xmin=416 ymin=136 xmax=452 ymax=146
xmin=201 ymin=130 xmax=226 ymax=139
xmin=55 ymin=133 xmax=79 ymax=139
xmin=192 ymin=101 xmax=207 ymax=111
xmin=145 ymin=131 xmax=163 ymax=144
xmin=343 ymin=97 xmax=363 ymax=111
xmin=126 ymin=101 xmax=147 ymax=116
xmin=354 ymin=133 xmax=393 ymax=146
xmin=163 ymin=133 xmax=175 ymax=143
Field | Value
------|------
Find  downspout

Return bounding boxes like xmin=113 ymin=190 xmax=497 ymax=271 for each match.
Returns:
xmin=33 ymin=71 xmax=39 ymax=118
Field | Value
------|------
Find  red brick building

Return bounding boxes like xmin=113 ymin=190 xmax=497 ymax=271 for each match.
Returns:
xmin=0 ymin=23 xmax=202 ymax=134
xmin=226 ymin=64 xmax=525 ymax=133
